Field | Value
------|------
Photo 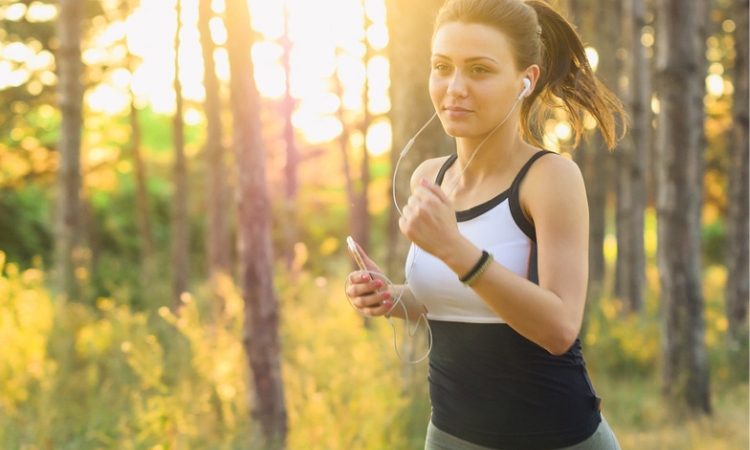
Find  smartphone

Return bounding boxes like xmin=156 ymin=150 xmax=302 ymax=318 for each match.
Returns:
xmin=347 ymin=236 xmax=391 ymax=316
xmin=346 ymin=236 xmax=372 ymax=280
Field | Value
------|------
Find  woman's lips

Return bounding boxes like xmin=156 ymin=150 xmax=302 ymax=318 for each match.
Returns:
xmin=443 ymin=106 xmax=473 ymax=119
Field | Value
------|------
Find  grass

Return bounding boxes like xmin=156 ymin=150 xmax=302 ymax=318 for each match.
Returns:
xmin=597 ymin=375 xmax=749 ymax=450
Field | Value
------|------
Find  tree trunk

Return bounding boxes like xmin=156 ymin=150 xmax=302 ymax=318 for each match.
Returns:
xmin=584 ymin=0 xmax=617 ymax=300
xmin=384 ymin=0 xmax=454 ymax=278
xmin=224 ymin=0 xmax=287 ymax=447
xmin=654 ymin=0 xmax=711 ymax=415
xmin=339 ymin=10 xmax=372 ymax=261
xmin=54 ymin=0 xmax=84 ymax=301
xmin=198 ymin=0 xmax=231 ymax=313
xmin=614 ymin=0 xmax=649 ymax=313
xmin=280 ymin=4 xmax=299 ymax=269
xmin=171 ymin=0 xmax=190 ymax=310
xmin=567 ymin=0 xmax=612 ymax=302
xmin=130 ymin=88 xmax=156 ymax=294
xmin=353 ymin=9 xmax=372 ymax=257
xmin=725 ymin=0 xmax=749 ymax=353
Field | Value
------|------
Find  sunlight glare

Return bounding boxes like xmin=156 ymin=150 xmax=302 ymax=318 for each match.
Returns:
xmin=338 ymin=54 xmax=366 ymax=90
xmin=109 ymin=0 xmax=392 ymax=148
xmin=584 ymin=47 xmax=599 ymax=71
xmin=185 ymin=107 xmax=202 ymax=125
xmin=27 ymin=2 xmax=58 ymax=21
xmin=211 ymin=0 xmax=225 ymax=13
xmin=367 ymin=23 xmax=389 ymax=51
xmin=365 ymin=0 xmax=387 ymax=22
xmin=706 ymin=74 xmax=724 ymax=96
xmin=554 ymin=121 xmax=572 ymax=141
xmin=87 ymin=84 xmax=130 ymax=115
xmin=20 ymin=50 xmax=51 ymax=74
xmin=3 ymin=3 xmax=27 ymax=21
xmin=4 ymin=41 xmax=32 ymax=62
xmin=366 ymin=120 xmax=391 ymax=156
xmin=213 ymin=48 xmax=230 ymax=82
xmin=111 ymin=67 xmax=132 ymax=89
xmin=97 ymin=21 xmax=127 ymax=47
xmin=248 ymin=0 xmax=284 ymax=40
xmin=252 ymin=41 xmax=283 ymax=64
xmin=256 ymin=65 xmax=286 ymax=99
xmin=209 ymin=17 xmax=227 ymax=45
xmin=292 ymin=111 xmax=342 ymax=144
xmin=342 ymin=91 xmax=363 ymax=111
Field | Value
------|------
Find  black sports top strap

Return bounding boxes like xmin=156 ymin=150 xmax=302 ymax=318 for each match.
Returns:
xmin=509 ymin=150 xmax=555 ymax=242
xmin=435 ymin=154 xmax=458 ymax=185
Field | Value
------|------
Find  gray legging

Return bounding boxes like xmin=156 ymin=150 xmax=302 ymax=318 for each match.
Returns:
xmin=425 ymin=416 xmax=621 ymax=450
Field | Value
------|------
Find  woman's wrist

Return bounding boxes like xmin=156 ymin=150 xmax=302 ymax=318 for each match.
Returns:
xmin=439 ymin=237 xmax=484 ymax=279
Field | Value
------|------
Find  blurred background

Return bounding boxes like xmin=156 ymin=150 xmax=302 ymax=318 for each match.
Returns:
xmin=0 ymin=0 xmax=747 ymax=448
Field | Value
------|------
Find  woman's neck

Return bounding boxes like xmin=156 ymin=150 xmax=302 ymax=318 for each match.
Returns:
xmin=452 ymin=128 xmax=525 ymax=183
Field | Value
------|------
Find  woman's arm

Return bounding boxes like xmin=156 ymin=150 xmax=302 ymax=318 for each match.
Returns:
xmin=399 ymin=155 xmax=589 ymax=355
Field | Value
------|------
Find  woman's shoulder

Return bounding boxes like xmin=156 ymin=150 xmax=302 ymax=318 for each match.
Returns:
xmin=521 ymin=150 xmax=586 ymax=214
xmin=526 ymin=151 xmax=583 ymax=187
xmin=409 ymin=155 xmax=455 ymax=191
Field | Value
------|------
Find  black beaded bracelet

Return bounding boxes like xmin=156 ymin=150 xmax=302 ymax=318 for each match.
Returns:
xmin=459 ymin=250 xmax=493 ymax=286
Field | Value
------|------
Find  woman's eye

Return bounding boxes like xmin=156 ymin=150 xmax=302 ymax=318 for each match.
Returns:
xmin=471 ymin=66 xmax=489 ymax=74
xmin=433 ymin=63 xmax=450 ymax=73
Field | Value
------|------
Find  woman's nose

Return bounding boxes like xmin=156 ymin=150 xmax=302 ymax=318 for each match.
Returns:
xmin=446 ymin=72 xmax=468 ymax=98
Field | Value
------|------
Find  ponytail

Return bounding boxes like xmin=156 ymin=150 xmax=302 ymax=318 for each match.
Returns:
xmin=522 ymin=0 xmax=627 ymax=149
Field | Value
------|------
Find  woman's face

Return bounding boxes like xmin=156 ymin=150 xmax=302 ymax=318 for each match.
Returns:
xmin=429 ymin=22 xmax=526 ymax=139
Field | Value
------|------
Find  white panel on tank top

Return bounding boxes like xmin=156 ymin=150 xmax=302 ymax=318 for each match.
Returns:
xmin=405 ymin=199 xmax=532 ymax=324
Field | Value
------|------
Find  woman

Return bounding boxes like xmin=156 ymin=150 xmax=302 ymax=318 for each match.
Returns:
xmin=346 ymin=0 xmax=626 ymax=448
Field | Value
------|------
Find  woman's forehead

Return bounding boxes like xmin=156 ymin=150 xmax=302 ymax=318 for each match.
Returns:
xmin=432 ymin=22 xmax=515 ymax=62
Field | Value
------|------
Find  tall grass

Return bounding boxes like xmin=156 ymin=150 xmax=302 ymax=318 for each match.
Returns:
xmin=0 ymin=250 xmax=746 ymax=449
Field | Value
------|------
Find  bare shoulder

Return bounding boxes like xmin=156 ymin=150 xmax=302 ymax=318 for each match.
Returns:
xmin=409 ymin=155 xmax=454 ymax=192
xmin=520 ymin=152 xmax=587 ymax=220
xmin=526 ymin=152 xmax=585 ymax=193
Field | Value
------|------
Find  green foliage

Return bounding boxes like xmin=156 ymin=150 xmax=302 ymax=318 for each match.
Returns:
xmin=0 ymin=248 xmax=747 ymax=449
xmin=701 ymin=219 xmax=726 ymax=266
xmin=0 ymin=185 xmax=53 ymax=267
xmin=0 ymin=252 xmax=253 ymax=449
xmin=277 ymin=258 xmax=428 ymax=450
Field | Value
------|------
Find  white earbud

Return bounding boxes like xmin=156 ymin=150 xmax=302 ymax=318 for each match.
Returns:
xmin=518 ymin=77 xmax=531 ymax=100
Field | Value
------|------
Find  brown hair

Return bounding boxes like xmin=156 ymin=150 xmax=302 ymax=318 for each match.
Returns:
xmin=433 ymin=0 xmax=627 ymax=149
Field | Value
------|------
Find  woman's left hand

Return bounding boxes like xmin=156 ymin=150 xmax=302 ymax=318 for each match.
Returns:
xmin=398 ymin=178 xmax=460 ymax=258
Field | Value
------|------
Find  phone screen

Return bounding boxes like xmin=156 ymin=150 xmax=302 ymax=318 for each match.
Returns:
xmin=346 ymin=236 xmax=372 ymax=280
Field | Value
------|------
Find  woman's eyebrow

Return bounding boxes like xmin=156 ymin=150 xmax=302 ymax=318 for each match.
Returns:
xmin=431 ymin=54 xmax=499 ymax=64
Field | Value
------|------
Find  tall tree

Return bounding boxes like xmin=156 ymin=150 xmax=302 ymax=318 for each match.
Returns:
xmin=566 ymin=0 xmax=613 ymax=302
xmin=224 ymin=0 xmax=287 ymax=447
xmin=54 ymin=0 xmax=85 ymax=300
xmin=725 ymin=0 xmax=749 ymax=352
xmin=279 ymin=3 xmax=299 ymax=268
xmin=198 ymin=0 xmax=231 ymax=312
xmin=384 ymin=0 xmax=454 ymax=278
xmin=172 ymin=0 xmax=190 ymax=310
xmin=615 ymin=0 xmax=649 ymax=312
xmin=352 ymin=5 xmax=373 ymax=258
xmin=339 ymin=5 xmax=373 ymax=261
xmin=121 ymin=0 xmax=156 ymax=298
xmin=654 ymin=0 xmax=711 ymax=414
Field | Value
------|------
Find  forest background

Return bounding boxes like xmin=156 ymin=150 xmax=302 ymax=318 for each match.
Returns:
xmin=0 ymin=0 xmax=748 ymax=449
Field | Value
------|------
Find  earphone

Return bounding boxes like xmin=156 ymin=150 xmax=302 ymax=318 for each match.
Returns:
xmin=518 ymin=77 xmax=531 ymax=100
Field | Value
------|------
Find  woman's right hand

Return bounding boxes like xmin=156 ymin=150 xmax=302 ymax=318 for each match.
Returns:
xmin=345 ymin=244 xmax=393 ymax=317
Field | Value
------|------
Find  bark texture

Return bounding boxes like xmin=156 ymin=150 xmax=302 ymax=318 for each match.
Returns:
xmin=225 ymin=0 xmax=288 ymax=446
xmin=654 ymin=0 xmax=711 ymax=415
xmin=54 ymin=0 xmax=85 ymax=300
